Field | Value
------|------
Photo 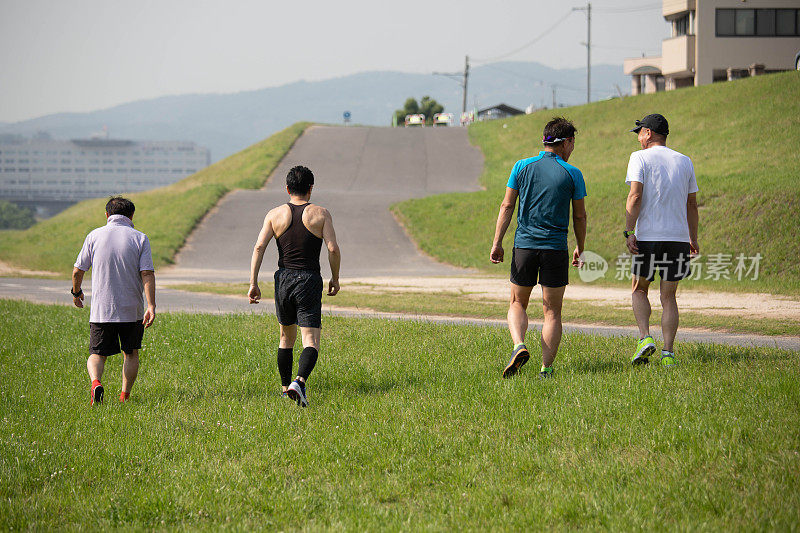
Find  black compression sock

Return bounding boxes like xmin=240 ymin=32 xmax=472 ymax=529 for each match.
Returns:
xmin=297 ymin=347 xmax=318 ymax=381
xmin=277 ymin=348 xmax=293 ymax=387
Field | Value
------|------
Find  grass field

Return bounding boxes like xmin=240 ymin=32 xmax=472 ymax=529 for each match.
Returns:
xmin=393 ymin=71 xmax=800 ymax=295
xmin=0 ymin=123 xmax=309 ymax=275
xmin=2 ymin=299 xmax=798 ymax=530
xmin=168 ymin=282 xmax=800 ymax=337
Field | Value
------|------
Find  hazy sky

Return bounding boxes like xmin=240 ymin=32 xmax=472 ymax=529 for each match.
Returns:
xmin=0 ymin=0 xmax=668 ymax=123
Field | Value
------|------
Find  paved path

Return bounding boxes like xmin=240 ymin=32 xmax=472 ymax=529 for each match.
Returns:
xmin=2 ymin=278 xmax=798 ymax=351
xmin=161 ymin=125 xmax=483 ymax=282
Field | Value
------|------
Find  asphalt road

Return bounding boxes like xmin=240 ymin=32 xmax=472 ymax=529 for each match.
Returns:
xmin=164 ymin=125 xmax=484 ymax=282
xmin=2 ymin=278 xmax=799 ymax=351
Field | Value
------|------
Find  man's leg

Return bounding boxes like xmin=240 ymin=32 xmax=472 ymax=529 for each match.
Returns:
xmin=120 ymin=350 xmax=139 ymax=401
xmin=631 ymin=276 xmax=656 ymax=364
xmin=659 ymin=280 xmax=680 ymax=353
xmin=541 ymin=286 xmax=566 ymax=368
xmin=87 ymin=354 xmax=106 ymax=405
xmin=278 ymin=324 xmax=297 ymax=393
xmin=508 ymin=283 xmax=534 ymax=345
xmin=297 ymin=327 xmax=321 ymax=383
xmin=632 ymin=276 xmax=652 ymax=338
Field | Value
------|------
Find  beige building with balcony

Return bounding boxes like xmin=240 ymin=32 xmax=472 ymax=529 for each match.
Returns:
xmin=624 ymin=0 xmax=800 ymax=94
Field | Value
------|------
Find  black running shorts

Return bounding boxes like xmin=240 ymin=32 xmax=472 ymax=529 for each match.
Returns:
xmin=631 ymin=241 xmax=692 ymax=282
xmin=510 ymin=247 xmax=569 ymax=288
xmin=89 ymin=322 xmax=145 ymax=356
xmin=274 ymin=268 xmax=323 ymax=328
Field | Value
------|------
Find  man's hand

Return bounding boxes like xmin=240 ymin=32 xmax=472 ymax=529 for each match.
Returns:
xmin=490 ymin=244 xmax=504 ymax=263
xmin=689 ymin=239 xmax=700 ymax=257
xmin=328 ymin=278 xmax=340 ymax=296
xmin=572 ymin=246 xmax=585 ymax=268
xmin=73 ymin=292 xmax=84 ymax=309
xmin=248 ymin=283 xmax=261 ymax=304
xmin=142 ymin=305 xmax=156 ymax=328
xmin=626 ymin=235 xmax=639 ymax=254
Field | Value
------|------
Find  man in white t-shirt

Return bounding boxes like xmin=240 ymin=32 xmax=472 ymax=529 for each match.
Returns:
xmin=624 ymin=114 xmax=699 ymax=367
xmin=72 ymin=197 xmax=156 ymax=405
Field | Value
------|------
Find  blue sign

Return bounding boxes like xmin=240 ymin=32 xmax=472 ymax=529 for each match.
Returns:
xmin=343 ymin=111 xmax=351 ymax=120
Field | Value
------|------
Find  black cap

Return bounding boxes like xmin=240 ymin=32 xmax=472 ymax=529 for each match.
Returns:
xmin=630 ymin=113 xmax=669 ymax=136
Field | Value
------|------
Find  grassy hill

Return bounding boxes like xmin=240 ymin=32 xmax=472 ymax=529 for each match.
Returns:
xmin=0 ymin=123 xmax=309 ymax=275
xmin=394 ymin=71 xmax=800 ymax=295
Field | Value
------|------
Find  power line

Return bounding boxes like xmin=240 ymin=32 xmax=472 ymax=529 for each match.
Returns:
xmin=472 ymin=10 xmax=574 ymax=64
xmin=593 ymin=2 xmax=661 ymax=14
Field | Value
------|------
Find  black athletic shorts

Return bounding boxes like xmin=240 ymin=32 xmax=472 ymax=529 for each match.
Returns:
xmin=89 ymin=322 xmax=144 ymax=357
xmin=510 ymin=247 xmax=569 ymax=288
xmin=631 ymin=241 xmax=692 ymax=282
xmin=274 ymin=268 xmax=323 ymax=328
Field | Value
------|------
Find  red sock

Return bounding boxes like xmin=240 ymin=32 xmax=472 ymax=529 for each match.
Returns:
xmin=119 ymin=391 xmax=130 ymax=402
xmin=92 ymin=379 xmax=101 ymax=388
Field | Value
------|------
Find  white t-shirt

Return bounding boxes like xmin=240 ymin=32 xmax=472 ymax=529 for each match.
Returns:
xmin=625 ymin=145 xmax=698 ymax=242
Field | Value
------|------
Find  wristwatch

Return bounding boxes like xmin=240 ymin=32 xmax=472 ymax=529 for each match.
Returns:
xmin=623 ymin=230 xmax=635 ymax=239
xmin=70 ymin=288 xmax=83 ymax=297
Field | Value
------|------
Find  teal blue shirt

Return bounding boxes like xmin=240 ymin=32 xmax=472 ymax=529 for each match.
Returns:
xmin=507 ymin=151 xmax=587 ymax=250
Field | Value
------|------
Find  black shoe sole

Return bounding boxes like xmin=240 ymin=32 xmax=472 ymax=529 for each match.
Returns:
xmin=503 ymin=350 xmax=530 ymax=379
xmin=91 ymin=385 xmax=104 ymax=405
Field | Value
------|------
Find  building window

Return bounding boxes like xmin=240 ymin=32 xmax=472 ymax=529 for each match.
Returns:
xmin=717 ymin=8 xmax=799 ymax=36
xmin=674 ymin=14 xmax=690 ymax=36
xmin=777 ymin=9 xmax=797 ymax=35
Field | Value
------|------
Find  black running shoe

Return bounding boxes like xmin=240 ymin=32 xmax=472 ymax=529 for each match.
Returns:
xmin=503 ymin=344 xmax=530 ymax=379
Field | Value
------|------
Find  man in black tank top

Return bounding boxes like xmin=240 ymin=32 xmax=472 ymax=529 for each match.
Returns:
xmin=248 ymin=166 xmax=341 ymax=407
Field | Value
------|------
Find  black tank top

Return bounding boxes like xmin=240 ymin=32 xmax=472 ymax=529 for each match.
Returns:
xmin=276 ymin=203 xmax=323 ymax=271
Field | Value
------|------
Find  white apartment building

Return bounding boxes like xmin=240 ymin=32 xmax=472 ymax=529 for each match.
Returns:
xmin=624 ymin=0 xmax=800 ymax=94
xmin=0 ymin=138 xmax=210 ymax=202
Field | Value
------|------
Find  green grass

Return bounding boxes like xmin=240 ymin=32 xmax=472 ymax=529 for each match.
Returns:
xmin=1 ymin=300 xmax=799 ymax=529
xmin=168 ymin=281 xmax=800 ymax=337
xmin=0 ymin=123 xmax=310 ymax=275
xmin=393 ymin=71 xmax=800 ymax=295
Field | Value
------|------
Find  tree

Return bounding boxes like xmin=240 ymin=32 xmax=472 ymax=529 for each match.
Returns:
xmin=393 ymin=96 xmax=445 ymax=125
xmin=0 ymin=200 xmax=35 ymax=230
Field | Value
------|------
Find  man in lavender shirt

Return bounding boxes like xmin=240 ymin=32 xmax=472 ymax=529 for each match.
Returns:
xmin=72 ymin=197 xmax=156 ymax=405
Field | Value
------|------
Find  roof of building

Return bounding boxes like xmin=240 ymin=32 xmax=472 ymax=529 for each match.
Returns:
xmin=477 ymin=103 xmax=525 ymax=116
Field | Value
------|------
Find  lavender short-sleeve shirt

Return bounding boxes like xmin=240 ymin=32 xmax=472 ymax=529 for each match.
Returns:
xmin=74 ymin=214 xmax=154 ymax=323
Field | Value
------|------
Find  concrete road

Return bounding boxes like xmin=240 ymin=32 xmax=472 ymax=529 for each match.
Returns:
xmin=2 ymin=278 xmax=799 ymax=351
xmin=163 ymin=126 xmax=484 ymax=282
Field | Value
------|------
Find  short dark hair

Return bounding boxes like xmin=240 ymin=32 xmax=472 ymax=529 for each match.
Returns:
xmin=105 ymin=196 xmax=135 ymax=218
xmin=542 ymin=117 xmax=577 ymax=146
xmin=286 ymin=165 xmax=314 ymax=195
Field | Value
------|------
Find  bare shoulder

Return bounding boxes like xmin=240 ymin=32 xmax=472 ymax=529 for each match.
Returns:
xmin=306 ymin=204 xmax=332 ymax=222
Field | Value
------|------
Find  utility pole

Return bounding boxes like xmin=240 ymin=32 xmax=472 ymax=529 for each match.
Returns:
xmin=573 ymin=2 xmax=592 ymax=104
xmin=462 ymin=55 xmax=470 ymax=116
xmin=552 ymin=85 xmax=557 ymax=109
xmin=433 ymin=55 xmax=470 ymax=116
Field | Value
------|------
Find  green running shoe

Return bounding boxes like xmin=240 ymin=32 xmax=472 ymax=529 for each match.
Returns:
xmin=539 ymin=365 xmax=554 ymax=379
xmin=503 ymin=344 xmax=530 ymax=379
xmin=660 ymin=350 xmax=677 ymax=367
xmin=632 ymin=336 xmax=655 ymax=365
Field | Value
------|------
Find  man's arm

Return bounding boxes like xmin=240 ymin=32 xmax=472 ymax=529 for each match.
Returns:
xmin=141 ymin=270 xmax=156 ymax=327
xmin=625 ymin=182 xmax=643 ymax=254
xmin=322 ymin=210 xmax=341 ymax=296
xmin=71 ymin=267 xmax=85 ymax=308
xmin=248 ymin=213 xmax=275 ymax=303
xmin=687 ymin=192 xmax=699 ymax=255
xmin=490 ymin=187 xmax=518 ymax=263
xmin=571 ymin=198 xmax=587 ymax=267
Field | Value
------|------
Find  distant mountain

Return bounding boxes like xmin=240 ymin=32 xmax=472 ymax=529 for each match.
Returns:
xmin=0 ymin=62 xmax=626 ymax=162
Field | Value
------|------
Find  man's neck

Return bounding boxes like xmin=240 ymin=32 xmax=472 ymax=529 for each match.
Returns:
xmin=289 ymin=195 xmax=310 ymax=204
xmin=643 ymin=141 xmax=666 ymax=149
xmin=544 ymin=146 xmax=567 ymax=159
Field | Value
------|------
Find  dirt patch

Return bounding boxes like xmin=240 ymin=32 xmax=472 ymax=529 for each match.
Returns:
xmin=0 ymin=260 xmax=60 ymax=278
xmin=343 ymin=276 xmax=800 ymax=321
